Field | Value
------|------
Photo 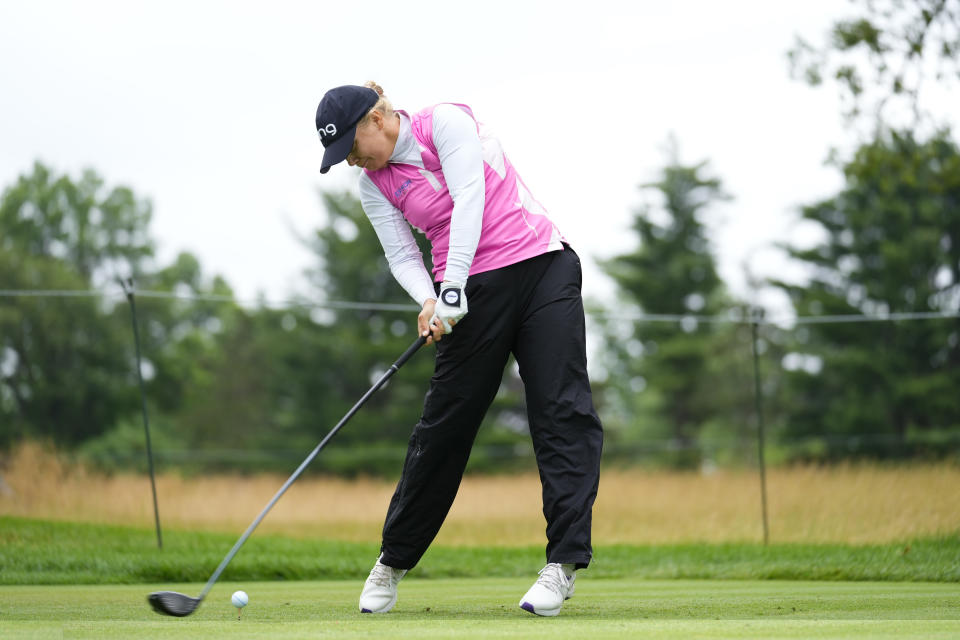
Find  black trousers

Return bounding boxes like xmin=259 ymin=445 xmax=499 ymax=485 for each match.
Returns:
xmin=379 ymin=247 xmax=603 ymax=570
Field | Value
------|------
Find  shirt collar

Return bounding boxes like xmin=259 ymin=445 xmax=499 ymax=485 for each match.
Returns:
xmin=389 ymin=112 xmax=421 ymax=165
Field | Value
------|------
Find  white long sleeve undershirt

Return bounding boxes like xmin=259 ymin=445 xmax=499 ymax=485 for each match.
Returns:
xmin=358 ymin=104 xmax=485 ymax=306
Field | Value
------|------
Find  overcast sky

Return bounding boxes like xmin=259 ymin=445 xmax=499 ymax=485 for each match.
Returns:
xmin=0 ymin=1 xmax=910 ymax=314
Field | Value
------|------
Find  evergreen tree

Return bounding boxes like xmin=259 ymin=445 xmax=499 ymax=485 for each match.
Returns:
xmin=779 ymin=0 xmax=960 ymax=459
xmin=596 ymin=150 xmax=754 ymax=468
xmin=773 ymin=131 xmax=960 ymax=458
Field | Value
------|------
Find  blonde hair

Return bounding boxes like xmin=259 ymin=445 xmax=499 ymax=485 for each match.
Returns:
xmin=358 ymin=81 xmax=394 ymax=126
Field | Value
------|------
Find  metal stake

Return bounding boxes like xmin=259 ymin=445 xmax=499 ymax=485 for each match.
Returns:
xmin=751 ymin=317 xmax=770 ymax=545
xmin=121 ymin=278 xmax=163 ymax=549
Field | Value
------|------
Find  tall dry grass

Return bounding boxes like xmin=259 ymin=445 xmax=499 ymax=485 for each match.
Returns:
xmin=1 ymin=442 xmax=958 ymax=545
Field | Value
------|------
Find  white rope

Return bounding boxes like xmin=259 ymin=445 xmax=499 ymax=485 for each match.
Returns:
xmin=0 ymin=289 xmax=419 ymax=312
xmin=1 ymin=288 xmax=958 ymax=325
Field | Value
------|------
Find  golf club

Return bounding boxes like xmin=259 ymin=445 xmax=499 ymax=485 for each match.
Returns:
xmin=148 ymin=334 xmax=427 ymax=617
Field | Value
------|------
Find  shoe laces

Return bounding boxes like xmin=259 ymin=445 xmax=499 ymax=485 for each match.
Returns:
xmin=368 ymin=562 xmax=402 ymax=588
xmin=535 ymin=563 xmax=569 ymax=596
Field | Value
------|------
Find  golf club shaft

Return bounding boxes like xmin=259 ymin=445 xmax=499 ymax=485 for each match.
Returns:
xmin=197 ymin=334 xmax=428 ymax=600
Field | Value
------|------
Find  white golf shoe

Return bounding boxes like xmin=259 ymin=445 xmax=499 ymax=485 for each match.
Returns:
xmin=359 ymin=558 xmax=407 ymax=613
xmin=518 ymin=563 xmax=576 ymax=616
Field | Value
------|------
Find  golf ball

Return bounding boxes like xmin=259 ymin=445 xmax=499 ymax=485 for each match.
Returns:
xmin=231 ymin=590 xmax=249 ymax=608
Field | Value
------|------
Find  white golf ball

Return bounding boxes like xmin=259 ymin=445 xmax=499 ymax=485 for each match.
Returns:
xmin=231 ymin=590 xmax=249 ymax=608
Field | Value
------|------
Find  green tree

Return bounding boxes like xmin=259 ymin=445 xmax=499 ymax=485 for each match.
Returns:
xmin=0 ymin=163 xmax=154 ymax=447
xmin=772 ymin=131 xmax=960 ymax=458
xmin=80 ymin=251 xmax=254 ymax=471
xmin=789 ymin=0 xmax=960 ymax=129
xmin=596 ymin=150 xmax=755 ymax=468
xmin=0 ymin=161 xmax=153 ymax=282
xmin=0 ymin=162 xmax=250 ymax=467
xmin=778 ymin=0 xmax=960 ymax=460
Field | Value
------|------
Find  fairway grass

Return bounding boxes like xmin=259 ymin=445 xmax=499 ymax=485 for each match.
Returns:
xmin=2 ymin=578 xmax=959 ymax=639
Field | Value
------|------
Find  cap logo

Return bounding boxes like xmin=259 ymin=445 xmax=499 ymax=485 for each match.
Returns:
xmin=317 ymin=123 xmax=338 ymax=140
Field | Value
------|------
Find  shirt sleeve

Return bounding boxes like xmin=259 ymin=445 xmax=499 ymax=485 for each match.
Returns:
xmin=431 ymin=103 xmax=485 ymax=285
xmin=358 ymin=172 xmax=438 ymax=306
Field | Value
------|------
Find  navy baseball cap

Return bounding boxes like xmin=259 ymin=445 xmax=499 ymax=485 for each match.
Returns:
xmin=316 ymin=85 xmax=380 ymax=174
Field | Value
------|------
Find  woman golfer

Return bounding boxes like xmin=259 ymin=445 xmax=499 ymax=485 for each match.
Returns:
xmin=315 ymin=82 xmax=603 ymax=617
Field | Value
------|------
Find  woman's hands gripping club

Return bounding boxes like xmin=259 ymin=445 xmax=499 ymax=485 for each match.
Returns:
xmin=419 ymin=282 xmax=468 ymax=345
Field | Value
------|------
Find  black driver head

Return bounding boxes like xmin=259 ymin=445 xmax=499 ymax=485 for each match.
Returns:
xmin=148 ymin=591 xmax=203 ymax=617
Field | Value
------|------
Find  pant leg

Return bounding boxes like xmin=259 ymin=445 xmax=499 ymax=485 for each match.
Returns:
xmin=380 ymin=271 xmax=516 ymax=569
xmin=511 ymin=247 xmax=603 ymax=569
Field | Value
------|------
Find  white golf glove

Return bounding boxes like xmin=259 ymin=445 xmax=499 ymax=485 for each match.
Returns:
xmin=432 ymin=281 xmax=468 ymax=334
